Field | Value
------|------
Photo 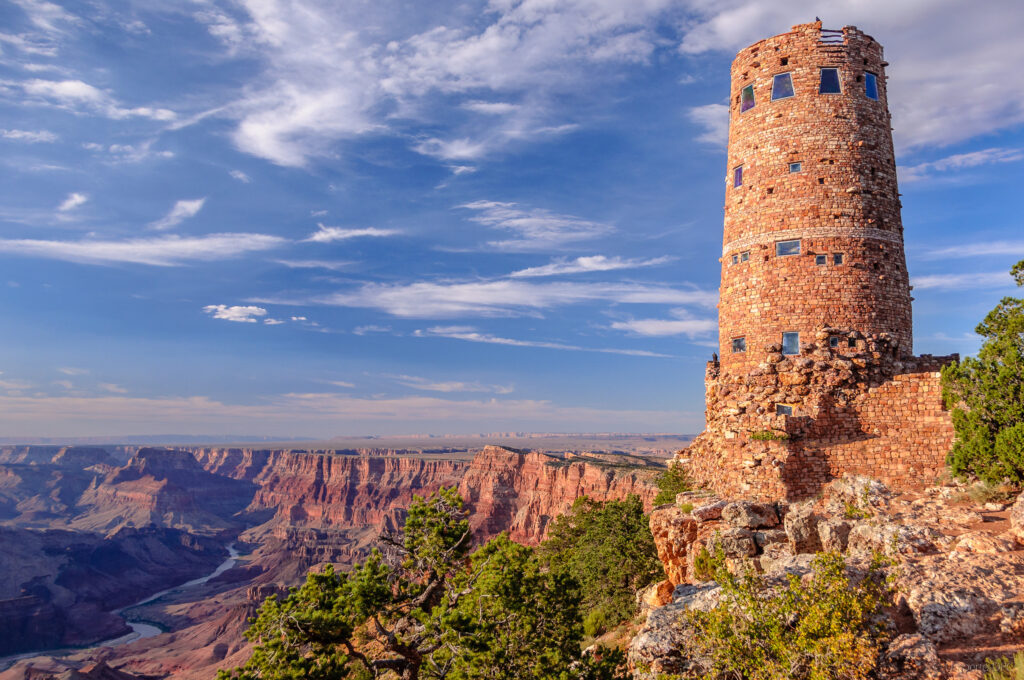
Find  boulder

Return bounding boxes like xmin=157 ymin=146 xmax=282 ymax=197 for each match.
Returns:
xmin=691 ymin=500 xmax=728 ymax=523
xmin=818 ymin=518 xmax=853 ymax=552
xmin=952 ymin=531 xmax=1018 ymax=554
xmin=1010 ymin=492 xmax=1024 ymax=542
xmin=878 ymin=634 xmax=943 ymax=680
xmin=713 ymin=527 xmax=757 ymax=558
xmin=753 ymin=529 xmax=787 ymax=548
xmin=784 ymin=504 xmax=822 ymax=553
xmin=627 ymin=584 xmax=719 ymax=679
xmin=721 ymin=501 xmax=779 ymax=529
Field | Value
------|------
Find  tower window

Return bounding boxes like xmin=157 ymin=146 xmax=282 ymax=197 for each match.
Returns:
xmin=733 ymin=165 xmax=743 ymax=187
xmin=780 ymin=56 xmax=789 ymax=66
xmin=829 ymin=336 xmax=840 ymax=349
xmin=731 ymin=254 xmax=739 ymax=265
xmin=771 ymin=73 xmax=795 ymax=100
xmin=833 ymin=253 xmax=844 ymax=265
xmin=740 ymin=84 xmax=755 ymax=112
xmin=815 ymin=254 xmax=827 ymax=265
xmin=789 ymin=162 xmax=802 ymax=173
xmin=776 ymin=404 xmax=793 ymax=416
xmin=819 ymin=68 xmax=842 ymax=94
xmin=782 ymin=332 xmax=800 ymax=355
xmin=732 ymin=337 xmax=747 ymax=353
xmin=740 ymin=250 xmax=750 ymax=262
xmin=776 ymin=240 xmax=801 ymax=256
xmin=848 ymin=337 xmax=857 ymax=348
xmin=865 ymin=72 xmax=879 ymax=100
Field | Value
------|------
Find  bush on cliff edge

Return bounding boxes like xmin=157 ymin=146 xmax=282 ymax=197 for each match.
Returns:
xmin=942 ymin=259 xmax=1024 ymax=483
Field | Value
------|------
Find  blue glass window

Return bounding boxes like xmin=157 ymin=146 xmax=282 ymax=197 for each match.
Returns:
xmin=782 ymin=332 xmax=800 ymax=356
xmin=815 ymin=254 xmax=827 ymax=265
xmin=776 ymin=239 xmax=800 ymax=256
xmin=789 ymin=162 xmax=801 ymax=173
xmin=776 ymin=404 xmax=793 ymax=416
xmin=771 ymin=73 xmax=795 ymax=100
xmin=829 ymin=336 xmax=840 ymax=348
xmin=733 ymin=165 xmax=743 ymax=187
xmin=740 ymin=84 xmax=755 ymax=112
xmin=833 ymin=253 xmax=844 ymax=265
xmin=819 ymin=68 xmax=841 ymax=94
xmin=740 ymin=251 xmax=750 ymax=262
xmin=732 ymin=337 xmax=746 ymax=353
xmin=865 ymin=72 xmax=879 ymax=100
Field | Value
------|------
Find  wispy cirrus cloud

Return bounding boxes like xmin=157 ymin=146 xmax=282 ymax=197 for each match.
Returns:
xmin=386 ymin=373 xmax=514 ymax=394
xmin=413 ymin=325 xmax=671 ymax=358
xmin=509 ymin=255 xmax=673 ymax=278
xmin=203 ymin=304 xmax=268 ymax=323
xmin=274 ymin=259 xmax=353 ymax=271
xmin=148 ymin=198 xmax=206 ymax=231
xmin=288 ymin=279 xmax=716 ymax=318
xmin=57 ymin=191 xmax=87 ymax=212
xmin=610 ymin=314 xmax=717 ymax=338
xmin=305 ymin=224 xmax=399 ymax=243
xmin=0 ymin=128 xmax=57 ymax=142
xmin=0 ymin=233 xmax=285 ymax=266
xmin=900 ymin=147 xmax=1024 ymax=183
xmin=16 ymin=78 xmax=176 ymax=121
xmin=460 ymin=201 xmax=613 ymax=251
xmin=910 ymin=271 xmax=1016 ymax=291
xmin=924 ymin=241 xmax=1024 ymax=260
xmin=687 ymin=103 xmax=729 ymax=146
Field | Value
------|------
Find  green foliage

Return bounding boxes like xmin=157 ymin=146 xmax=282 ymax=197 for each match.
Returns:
xmin=653 ymin=465 xmax=691 ymax=505
xmin=540 ymin=495 xmax=664 ymax=634
xmin=678 ymin=502 xmax=694 ymax=514
xmin=942 ymin=259 xmax=1024 ymax=483
xmin=691 ymin=545 xmax=713 ymax=582
xmin=685 ymin=546 xmax=892 ymax=680
xmin=749 ymin=430 xmax=790 ymax=441
xmin=220 ymin=488 xmax=629 ymax=680
xmin=986 ymin=651 xmax=1024 ymax=680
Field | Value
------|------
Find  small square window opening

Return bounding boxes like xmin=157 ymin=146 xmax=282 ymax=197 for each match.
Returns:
xmin=771 ymin=73 xmax=795 ymax=101
xmin=740 ymin=251 xmax=750 ymax=262
xmin=780 ymin=57 xmax=789 ymax=66
xmin=740 ymin=84 xmax=755 ymax=112
xmin=848 ymin=337 xmax=857 ymax=348
xmin=789 ymin=162 xmax=801 ymax=173
xmin=776 ymin=240 xmax=801 ymax=256
xmin=731 ymin=254 xmax=739 ymax=265
xmin=782 ymin=332 xmax=800 ymax=355
xmin=829 ymin=336 xmax=840 ymax=349
xmin=865 ymin=72 xmax=879 ymax=100
xmin=732 ymin=337 xmax=747 ymax=353
xmin=776 ymin=404 xmax=793 ymax=416
xmin=733 ymin=165 xmax=743 ymax=187
xmin=815 ymin=254 xmax=827 ymax=265
xmin=833 ymin=253 xmax=844 ymax=265
xmin=819 ymin=67 xmax=842 ymax=94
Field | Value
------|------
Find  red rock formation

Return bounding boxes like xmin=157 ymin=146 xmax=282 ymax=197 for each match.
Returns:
xmin=457 ymin=446 xmax=660 ymax=544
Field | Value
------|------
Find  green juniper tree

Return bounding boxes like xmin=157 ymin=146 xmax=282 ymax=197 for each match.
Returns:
xmin=219 ymin=488 xmax=628 ymax=680
xmin=942 ymin=259 xmax=1024 ymax=482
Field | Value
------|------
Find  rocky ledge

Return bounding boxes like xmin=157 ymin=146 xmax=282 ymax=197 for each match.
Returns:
xmin=631 ymin=476 xmax=1024 ymax=679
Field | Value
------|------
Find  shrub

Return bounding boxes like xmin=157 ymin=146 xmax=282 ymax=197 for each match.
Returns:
xmin=540 ymin=495 xmax=664 ymax=634
xmin=678 ymin=502 xmax=694 ymax=514
xmin=750 ymin=430 xmax=790 ymax=441
xmin=685 ymin=547 xmax=892 ymax=680
xmin=692 ymin=545 xmax=714 ymax=582
xmin=942 ymin=259 xmax=1024 ymax=483
xmin=986 ymin=652 xmax=1024 ymax=680
xmin=654 ymin=465 xmax=691 ymax=505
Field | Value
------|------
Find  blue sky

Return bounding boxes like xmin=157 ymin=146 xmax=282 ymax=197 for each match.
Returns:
xmin=1 ymin=0 xmax=1023 ymax=438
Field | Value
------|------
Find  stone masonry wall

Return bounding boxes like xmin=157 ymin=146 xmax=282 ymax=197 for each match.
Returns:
xmin=686 ymin=328 xmax=956 ymax=501
xmin=719 ymin=21 xmax=912 ymax=376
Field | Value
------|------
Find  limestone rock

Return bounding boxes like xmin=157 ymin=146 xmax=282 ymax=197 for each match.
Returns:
xmin=952 ymin=531 xmax=1018 ymax=554
xmin=691 ymin=500 xmax=727 ymax=523
xmin=784 ymin=504 xmax=822 ymax=553
xmin=628 ymin=584 xmax=719 ymax=680
xmin=878 ymin=634 xmax=942 ymax=680
xmin=713 ymin=527 xmax=757 ymax=558
xmin=818 ymin=518 xmax=853 ymax=552
xmin=1009 ymin=492 xmax=1024 ymax=542
xmin=721 ymin=500 xmax=779 ymax=529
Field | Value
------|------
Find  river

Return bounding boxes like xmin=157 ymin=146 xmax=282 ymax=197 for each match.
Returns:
xmin=0 ymin=543 xmax=240 ymax=670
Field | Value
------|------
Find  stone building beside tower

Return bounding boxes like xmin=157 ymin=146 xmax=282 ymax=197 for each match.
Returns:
xmin=683 ymin=21 xmax=957 ymax=501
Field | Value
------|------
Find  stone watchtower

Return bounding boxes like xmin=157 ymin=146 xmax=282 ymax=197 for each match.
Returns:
xmin=684 ymin=22 xmax=957 ymax=501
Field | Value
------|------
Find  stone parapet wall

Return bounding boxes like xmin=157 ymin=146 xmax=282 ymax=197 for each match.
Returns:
xmin=685 ymin=328 xmax=956 ymax=501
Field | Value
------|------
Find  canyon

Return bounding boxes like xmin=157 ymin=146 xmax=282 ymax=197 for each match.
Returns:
xmin=0 ymin=442 xmax=665 ymax=679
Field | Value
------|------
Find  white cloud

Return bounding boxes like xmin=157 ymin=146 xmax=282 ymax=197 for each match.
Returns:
xmin=98 ymin=382 xmax=128 ymax=394
xmin=18 ymin=79 xmax=176 ymax=121
xmin=910 ymin=272 xmax=1016 ymax=291
xmin=57 ymin=192 xmax=87 ymax=212
xmin=462 ymin=101 xmax=520 ymax=115
xmin=290 ymin=316 xmax=308 ymax=321
xmin=275 ymin=259 xmax=352 ymax=271
xmin=353 ymin=324 xmax=391 ymax=335
xmin=83 ymin=139 xmax=175 ymax=163
xmin=229 ymin=170 xmax=251 ymax=183
xmin=263 ymin=318 xmax=285 ymax=325
xmin=325 ymin=380 xmax=355 ymax=388
xmin=57 ymin=367 xmax=88 ymax=375
xmin=414 ymin=325 xmax=670 ymax=358
xmin=460 ymin=200 xmax=613 ymax=251
xmin=924 ymin=241 xmax=1024 ymax=260
xmin=413 ymin=137 xmax=490 ymax=161
xmin=610 ymin=317 xmax=717 ymax=337
xmin=687 ymin=103 xmax=729 ymax=146
xmin=0 ymin=233 xmax=286 ymax=266
xmin=305 ymin=224 xmax=399 ymax=243
xmin=0 ymin=378 xmax=32 ymax=391
xmin=297 ymin=279 xmax=716 ymax=318
xmin=203 ymin=304 xmax=268 ymax=323
xmin=387 ymin=373 xmax=514 ymax=394
xmin=52 ymin=379 xmax=73 ymax=390
xmin=900 ymin=147 xmax=1024 ymax=183
xmin=148 ymin=198 xmax=206 ymax=231
xmin=0 ymin=128 xmax=57 ymax=142
xmin=509 ymin=255 xmax=673 ymax=278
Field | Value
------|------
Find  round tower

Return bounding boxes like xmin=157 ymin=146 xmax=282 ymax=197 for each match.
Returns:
xmin=718 ymin=21 xmax=912 ymax=377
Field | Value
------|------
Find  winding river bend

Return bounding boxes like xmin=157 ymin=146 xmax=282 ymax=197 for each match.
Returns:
xmin=0 ymin=544 xmax=240 ymax=670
